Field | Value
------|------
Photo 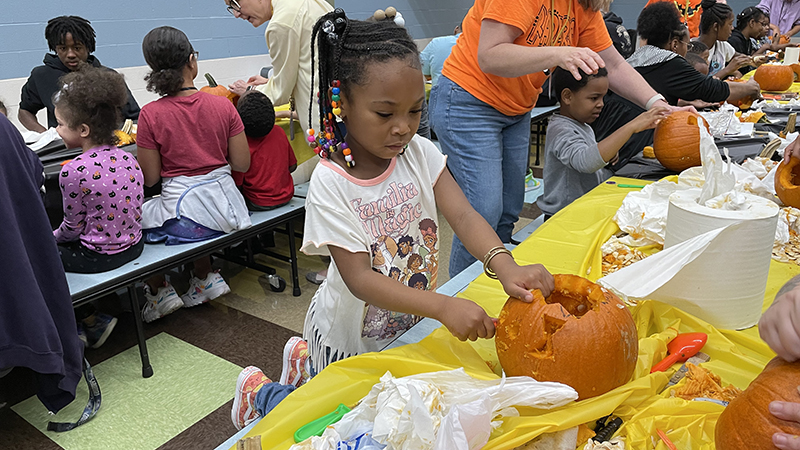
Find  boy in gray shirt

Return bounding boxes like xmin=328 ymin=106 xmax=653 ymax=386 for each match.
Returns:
xmin=538 ymin=67 xmax=668 ymax=219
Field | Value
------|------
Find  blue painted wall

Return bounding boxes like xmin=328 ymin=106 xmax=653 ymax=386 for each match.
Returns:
xmin=0 ymin=0 xmax=267 ymax=80
xmin=5 ymin=0 xmax=746 ymax=81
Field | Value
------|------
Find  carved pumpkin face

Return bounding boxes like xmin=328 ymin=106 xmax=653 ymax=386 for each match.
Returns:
xmin=652 ymin=111 xmax=711 ymax=172
xmin=715 ymin=358 xmax=800 ymax=450
xmin=495 ymin=274 xmax=639 ymax=400
xmin=775 ymin=157 xmax=800 ymax=208
xmin=754 ymin=64 xmax=794 ymax=92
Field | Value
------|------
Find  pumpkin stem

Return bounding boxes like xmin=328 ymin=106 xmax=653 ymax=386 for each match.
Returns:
xmin=204 ymin=73 xmax=218 ymax=88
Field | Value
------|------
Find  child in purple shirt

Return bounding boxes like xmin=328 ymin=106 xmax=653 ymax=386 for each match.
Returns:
xmin=53 ymin=67 xmax=144 ymax=348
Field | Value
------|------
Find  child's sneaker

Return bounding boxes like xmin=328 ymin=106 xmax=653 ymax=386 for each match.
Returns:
xmin=83 ymin=313 xmax=118 ymax=349
xmin=142 ymin=284 xmax=183 ymax=323
xmin=231 ymin=366 xmax=271 ymax=430
xmin=279 ymin=337 xmax=311 ymax=388
xmin=181 ymin=271 xmax=231 ymax=307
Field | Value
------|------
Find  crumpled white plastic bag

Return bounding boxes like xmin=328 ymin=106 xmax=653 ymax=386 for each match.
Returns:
xmin=433 ymin=395 xmax=494 ymax=450
xmin=699 ymin=104 xmax=740 ymax=137
xmin=698 ymin=124 xmax=736 ymax=204
xmin=613 ymin=180 xmax=686 ymax=246
xmin=776 ymin=207 xmax=800 ymax=244
xmin=289 ymin=368 xmax=578 ymax=450
xmin=21 ymin=128 xmax=60 ymax=151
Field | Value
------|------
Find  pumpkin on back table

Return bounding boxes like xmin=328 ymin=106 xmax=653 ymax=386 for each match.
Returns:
xmin=495 ymin=274 xmax=639 ymax=400
xmin=200 ymin=73 xmax=239 ymax=106
xmin=652 ymin=110 xmax=710 ymax=172
xmin=754 ymin=64 xmax=798 ymax=92
xmin=715 ymin=357 xmax=800 ymax=450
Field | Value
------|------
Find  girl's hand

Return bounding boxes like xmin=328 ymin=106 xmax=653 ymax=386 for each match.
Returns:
xmin=769 ymin=399 xmax=800 ymax=449
xmin=631 ymin=106 xmax=670 ymax=133
xmin=771 ymin=24 xmax=782 ymax=41
xmin=557 ymin=47 xmax=606 ymax=80
xmin=785 ymin=136 xmax=800 ymax=162
xmin=730 ymin=53 xmax=754 ymax=70
xmin=437 ymin=296 xmax=495 ymax=341
xmin=745 ymin=78 xmax=762 ymax=96
xmin=495 ymin=260 xmax=555 ymax=302
xmin=759 ymin=284 xmax=800 ymax=362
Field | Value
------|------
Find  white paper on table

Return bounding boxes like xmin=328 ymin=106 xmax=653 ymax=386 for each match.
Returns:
xmin=21 ymin=128 xmax=60 ymax=151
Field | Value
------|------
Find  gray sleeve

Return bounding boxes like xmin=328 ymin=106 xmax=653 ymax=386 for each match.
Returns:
xmin=549 ymin=120 xmax=607 ymax=174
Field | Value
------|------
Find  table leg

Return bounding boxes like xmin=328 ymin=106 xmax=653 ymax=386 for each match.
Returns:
xmin=127 ymin=285 xmax=153 ymax=378
xmin=287 ymin=220 xmax=301 ymax=297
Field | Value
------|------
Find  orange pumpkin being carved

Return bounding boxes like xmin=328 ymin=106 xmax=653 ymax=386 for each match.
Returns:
xmin=754 ymin=64 xmax=795 ymax=92
xmin=495 ymin=274 xmax=639 ymax=400
xmin=715 ymin=358 xmax=800 ymax=450
xmin=652 ymin=111 xmax=710 ymax=172
xmin=775 ymin=157 xmax=800 ymax=208
xmin=200 ymin=73 xmax=239 ymax=106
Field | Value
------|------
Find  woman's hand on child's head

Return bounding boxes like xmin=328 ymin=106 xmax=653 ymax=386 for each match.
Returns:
xmin=496 ymin=262 xmax=555 ymax=302
xmin=557 ymin=47 xmax=606 ymax=81
xmin=438 ymin=296 xmax=495 ymax=341
xmin=632 ymin=106 xmax=670 ymax=133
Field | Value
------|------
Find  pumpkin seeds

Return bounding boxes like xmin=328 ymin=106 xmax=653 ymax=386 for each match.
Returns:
xmin=601 ymin=237 xmax=649 ymax=276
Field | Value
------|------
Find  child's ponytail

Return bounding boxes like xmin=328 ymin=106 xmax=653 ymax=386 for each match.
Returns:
xmin=142 ymin=26 xmax=194 ymax=97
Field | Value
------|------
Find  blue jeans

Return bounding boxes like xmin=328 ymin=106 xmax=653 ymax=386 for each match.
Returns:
xmin=429 ymin=76 xmax=530 ymax=277
xmin=254 ymin=382 xmax=295 ymax=417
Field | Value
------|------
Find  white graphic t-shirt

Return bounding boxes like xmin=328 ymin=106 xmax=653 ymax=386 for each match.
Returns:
xmin=301 ymin=135 xmax=447 ymax=371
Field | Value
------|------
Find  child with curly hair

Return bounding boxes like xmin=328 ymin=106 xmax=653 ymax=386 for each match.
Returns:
xmin=52 ymin=67 xmax=145 ymax=347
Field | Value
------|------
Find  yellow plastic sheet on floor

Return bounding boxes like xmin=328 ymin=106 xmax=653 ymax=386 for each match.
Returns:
xmin=240 ymin=178 xmax=800 ymax=450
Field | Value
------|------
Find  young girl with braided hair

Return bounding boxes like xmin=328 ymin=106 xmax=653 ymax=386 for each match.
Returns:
xmin=231 ymin=10 xmax=554 ymax=428
xmin=296 ymin=9 xmax=555 ymax=373
xmin=694 ymin=0 xmax=752 ymax=79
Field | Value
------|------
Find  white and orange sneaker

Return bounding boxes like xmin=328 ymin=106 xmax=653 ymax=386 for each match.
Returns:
xmin=231 ymin=366 xmax=271 ymax=430
xmin=279 ymin=337 xmax=311 ymax=388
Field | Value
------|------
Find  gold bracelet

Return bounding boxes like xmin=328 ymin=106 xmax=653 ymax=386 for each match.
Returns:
xmin=483 ymin=246 xmax=513 ymax=279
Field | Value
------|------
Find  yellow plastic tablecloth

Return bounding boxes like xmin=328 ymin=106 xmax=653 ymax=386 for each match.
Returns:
xmin=275 ymin=104 xmax=316 ymax=165
xmin=237 ymin=177 xmax=800 ymax=450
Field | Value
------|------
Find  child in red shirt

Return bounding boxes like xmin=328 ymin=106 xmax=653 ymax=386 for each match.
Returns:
xmin=233 ymin=91 xmax=296 ymax=210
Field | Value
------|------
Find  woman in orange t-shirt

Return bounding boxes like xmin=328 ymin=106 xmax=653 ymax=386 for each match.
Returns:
xmin=645 ymin=0 xmax=703 ymax=37
xmin=428 ymin=0 xmax=682 ymax=277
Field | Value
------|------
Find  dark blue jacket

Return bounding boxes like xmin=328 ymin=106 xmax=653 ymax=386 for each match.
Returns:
xmin=0 ymin=115 xmax=83 ymax=413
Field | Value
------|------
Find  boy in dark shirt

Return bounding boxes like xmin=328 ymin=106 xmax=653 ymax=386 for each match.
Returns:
xmin=18 ymin=16 xmax=140 ymax=132
xmin=233 ymin=90 xmax=297 ymax=211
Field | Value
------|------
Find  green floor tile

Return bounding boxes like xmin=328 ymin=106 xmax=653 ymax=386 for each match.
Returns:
xmin=12 ymin=333 xmax=242 ymax=450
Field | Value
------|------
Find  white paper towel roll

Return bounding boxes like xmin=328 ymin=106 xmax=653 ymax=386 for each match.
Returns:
xmin=662 ymin=189 xmax=777 ymax=329
xmin=600 ymin=188 xmax=778 ymax=330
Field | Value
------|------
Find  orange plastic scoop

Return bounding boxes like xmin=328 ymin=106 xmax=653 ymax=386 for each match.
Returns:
xmin=650 ymin=332 xmax=707 ymax=373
